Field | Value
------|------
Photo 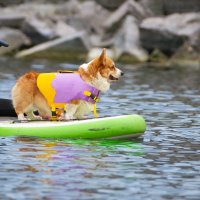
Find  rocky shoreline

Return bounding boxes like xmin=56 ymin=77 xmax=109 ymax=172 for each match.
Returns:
xmin=0 ymin=0 xmax=200 ymax=67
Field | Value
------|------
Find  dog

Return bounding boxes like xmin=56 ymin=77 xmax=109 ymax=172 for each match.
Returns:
xmin=12 ymin=48 xmax=123 ymax=120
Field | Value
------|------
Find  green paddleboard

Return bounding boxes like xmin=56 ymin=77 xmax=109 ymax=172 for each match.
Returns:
xmin=0 ymin=115 xmax=146 ymax=139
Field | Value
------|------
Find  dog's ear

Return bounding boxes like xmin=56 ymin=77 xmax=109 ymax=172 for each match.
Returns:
xmin=99 ymin=48 xmax=106 ymax=66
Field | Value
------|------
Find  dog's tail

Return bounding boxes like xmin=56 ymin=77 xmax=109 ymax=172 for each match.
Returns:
xmin=24 ymin=71 xmax=39 ymax=80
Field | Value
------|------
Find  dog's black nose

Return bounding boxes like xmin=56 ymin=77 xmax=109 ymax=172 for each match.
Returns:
xmin=121 ymin=72 xmax=124 ymax=76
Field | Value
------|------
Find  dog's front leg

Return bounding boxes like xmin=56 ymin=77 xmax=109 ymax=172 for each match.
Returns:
xmin=64 ymin=104 xmax=78 ymax=120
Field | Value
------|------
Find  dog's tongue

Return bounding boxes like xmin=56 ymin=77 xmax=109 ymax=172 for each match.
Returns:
xmin=109 ymin=75 xmax=118 ymax=81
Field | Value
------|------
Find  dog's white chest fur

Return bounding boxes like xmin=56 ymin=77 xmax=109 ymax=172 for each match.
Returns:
xmin=75 ymin=101 xmax=94 ymax=117
xmin=64 ymin=100 xmax=94 ymax=120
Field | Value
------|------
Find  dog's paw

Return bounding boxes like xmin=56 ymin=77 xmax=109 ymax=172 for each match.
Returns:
xmin=33 ymin=115 xmax=43 ymax=120
xmin=18 ymin=113 xmax=27 ymax=121
xmin=64 ymin=114 xmax=76 ymax=121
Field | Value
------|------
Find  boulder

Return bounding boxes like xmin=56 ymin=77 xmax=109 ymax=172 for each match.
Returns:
xmin=104 ymin=0 xmax=151 ymax=29
xmin=94 ymin=0 xmax=124 ymax=10
xmin=0 ymin=27 xmax=30 ymax=55
xmin=21 ymin=16 xmax=56 ymax=45
xmin=169 ymin=42 xmax=200 ymax=68
xmin=164 ymin=0 xmax=200 ymax=15
xmin=66 ymin=1 xmax=110 ymax=35
xmin=87 ymin=48 xmax=115 ymax=62
xmin=190 ymin=31 xmax=200 ymax=52
xmin=162 ymin=13 xmax=200 ymax=37
xmin=140 ymin=0 xmax=164 ymax=16
xmin=0 ymin=0 xmax=70 ymax=7
xmin=55 ymin=0 xmax=80 ymax=17
xmin=149 ymin=49 xmax=168 ymax=63
xmin=140 ymin=27 xmax=185 ymax=55
xmin=140 ymin=0 xmax=200 ymax=16
xmin=169 ymin=30 xmax=200 ymax=67
xmin=113 ymin=15 xmax=148 ymax=62
xmin=0 ymin=2 xmax=59 ymax=17
xmin=16 ymin=31 xmax=90 ymax=59
xmin=0 ymin=0 xmax=25 ymax=7
xmin=54 ymin=21 xmax=77 ymax=37
xmin=0 ymin=14 xmax=25 ymax=28
xmin=140 ymin=13 xmax=200 ymax=54
xmin=89 ymin=34 xmax=113 ymax=48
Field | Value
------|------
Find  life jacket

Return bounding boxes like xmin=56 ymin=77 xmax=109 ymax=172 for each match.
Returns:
xmin=37 ymin=71 xmax=100 ymax=118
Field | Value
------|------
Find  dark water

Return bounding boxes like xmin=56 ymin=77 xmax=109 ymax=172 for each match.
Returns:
xmin=0 ymin=58 xmax=200 ymax=200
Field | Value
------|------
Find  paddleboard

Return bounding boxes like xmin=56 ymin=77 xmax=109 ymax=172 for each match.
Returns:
xmin=0 ymin=115 xmax=146 ymax=139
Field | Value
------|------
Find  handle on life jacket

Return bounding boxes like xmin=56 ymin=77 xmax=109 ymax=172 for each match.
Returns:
xmin=57 ymin=70 xmax=75 ymax=73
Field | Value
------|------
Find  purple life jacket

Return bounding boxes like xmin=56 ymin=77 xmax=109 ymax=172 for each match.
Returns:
xmin=52 ymin=73 xmax=100 ymax=104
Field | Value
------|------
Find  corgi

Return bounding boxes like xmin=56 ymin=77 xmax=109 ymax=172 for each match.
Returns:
xmin=12 ymin=48 xmax=123 ymax=120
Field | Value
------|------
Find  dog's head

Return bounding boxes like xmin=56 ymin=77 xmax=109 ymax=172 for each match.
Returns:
xmin=96 ymin=48 xmax=123 ymax=82
xmin=79 ymin=48 xmax=123 ymax=91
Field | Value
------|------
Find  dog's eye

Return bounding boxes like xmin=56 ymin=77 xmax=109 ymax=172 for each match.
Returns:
xmin=110 ymin=65 xmax=115 ymax=70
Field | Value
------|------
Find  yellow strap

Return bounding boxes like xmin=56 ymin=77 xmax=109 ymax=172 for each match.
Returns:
xmin=64 ymin=105 xmax=67 ymax=113
xmin=93 ymin=103 xmax=98 ymax=118
xmin=84 ymin=90 xmax=91 ymax=97
xmin=84 ymin=90 xmax=99 ymax=102
xmin=50 ymin=106 xmax=57 ymax=120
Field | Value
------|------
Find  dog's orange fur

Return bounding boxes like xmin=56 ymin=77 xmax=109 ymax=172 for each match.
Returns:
xmin=12 ymin=71 xmax=52 ymax=118
xmin=78 ymin=49 xmax=116 ymax=82
xmin=12 ymin=48 xmax=122 ymax=120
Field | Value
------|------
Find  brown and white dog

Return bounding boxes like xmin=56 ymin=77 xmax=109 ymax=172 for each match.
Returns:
xmin=12 ymin=48 xmax=123 ymax=120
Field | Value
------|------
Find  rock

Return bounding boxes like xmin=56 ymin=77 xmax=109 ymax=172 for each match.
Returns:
xmin=140 ymin=13 xmax=200 ymax=54
xmin=113 ymin=15 xmax=148 ymax=62
xmin=140 ymin=0 xmax=200 ymax=16
xmin=190 ymin=31 xmax=200 ymax=52
xmin=89 ymin=34 xmax=113 ymax=48
xmin=87 ymin=48 xmax=115 ymax=62
xmin=169 ymin=41 xmax=200 ymax=68
xmin=0 ymin=0 xmax=25 ymax=7
xmin=54 ymin=21 xmax=77 ymax=37
xmin=66 ymin=16 xmax=90 ymax=32
xmin=164 ymin=0 xmax=200 ymax=15
xmin=21 ymin=16 xmax=56 ymax=45
xmin=0 ymin=27 xmax=30 ymax=55
xmin=66 ymin=1 xmax=110 ymax=35
xmin=140 ymin=0 xmax=164 ymax=16
xmin=163 ymin=13 xmax=200 ymax=37
xmin=104 ymin=0 xmax=151 ymax=29
xmin=55 ymin=0 xmax=80 ymax=17
xmin=94 ymin=0 xmax=124 ymax=10
xmin=149 ymin=49 xmax=168 ymax=63
xmin=0 ymin=0 xmax=70 ymax=7
xmin=0 ymin=14 xmax=25 ymax=28
xmin=140 ymin=27 xmax=185 ymax=54
xmin=0 ymin=2 xmax=56 ymax=17
xmin=16 ymin=32 xmax=90 ymax=59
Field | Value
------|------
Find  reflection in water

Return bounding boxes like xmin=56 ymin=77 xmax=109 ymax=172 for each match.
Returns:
xmin=0 ymin=59 xmax=200 ymax=199
xmin=10 ymin=137 xmax=144 ymax=199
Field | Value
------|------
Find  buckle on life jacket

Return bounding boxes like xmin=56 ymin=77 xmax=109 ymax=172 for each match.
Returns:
xmin=84 ymin=91 xmax=99 ymax=102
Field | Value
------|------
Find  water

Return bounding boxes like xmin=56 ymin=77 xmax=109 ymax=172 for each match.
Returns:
xmin=0 ymin=58 xmax=200 ymax=200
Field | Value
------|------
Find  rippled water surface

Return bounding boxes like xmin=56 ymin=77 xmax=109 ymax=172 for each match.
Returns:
xmin=0 ymin=58 xmax=200 ymax=200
